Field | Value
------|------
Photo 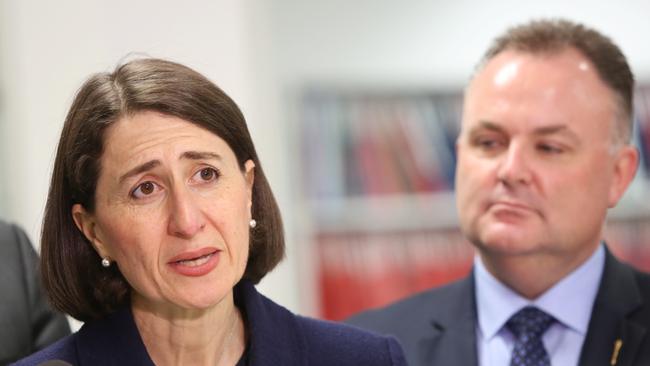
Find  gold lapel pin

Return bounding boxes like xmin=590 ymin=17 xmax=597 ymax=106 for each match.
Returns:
xmin=610 ymin=339 xmax=623 ymax=366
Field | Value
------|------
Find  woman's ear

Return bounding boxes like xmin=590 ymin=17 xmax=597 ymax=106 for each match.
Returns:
xmin=244 ymin=160 xmax=256 ymax=208
xmin=72 ymin=203 xmax=112 ymax=259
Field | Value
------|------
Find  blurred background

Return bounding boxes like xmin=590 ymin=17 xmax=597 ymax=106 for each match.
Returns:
xmin=1 ymin=0 xmax=650 ymax=324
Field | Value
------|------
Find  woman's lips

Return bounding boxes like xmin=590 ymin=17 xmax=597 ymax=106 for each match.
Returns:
xmin=168 ymin=247 xmax=220 ymax=277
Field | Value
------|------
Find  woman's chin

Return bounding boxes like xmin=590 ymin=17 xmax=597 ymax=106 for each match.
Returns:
xmin=133 ymin=287 xmax=232 ymax=314
xmin=171 ymin=289 xmax=231 ymax=311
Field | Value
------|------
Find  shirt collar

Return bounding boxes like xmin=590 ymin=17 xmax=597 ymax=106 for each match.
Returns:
xmin=474 ymin=244 xmax=605 ymax=340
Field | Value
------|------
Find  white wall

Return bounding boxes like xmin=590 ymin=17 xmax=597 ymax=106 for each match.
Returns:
xmin=0 ymin=0 xmax=299 ymax=319
xmin=269 ymin=0 xmax=650 ymax=86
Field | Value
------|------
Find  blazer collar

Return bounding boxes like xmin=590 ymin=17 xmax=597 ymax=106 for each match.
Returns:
xmin=579 ymin=247 xmax=646 ymax=366
xmin=74 ymin=280 xmax=306 ymax=366
xmin=235 ymin=280 xmax=308 ymax=366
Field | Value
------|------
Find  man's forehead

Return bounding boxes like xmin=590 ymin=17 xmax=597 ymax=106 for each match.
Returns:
xmin=489 ymin=48 xmax=584 ymax=76
xmin=476 ymin=45 xmax=590 ymax=72
xmin=463 ymin=48 xmax=614 ymax=111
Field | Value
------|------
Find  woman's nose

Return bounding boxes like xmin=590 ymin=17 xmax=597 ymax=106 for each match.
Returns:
xmin=167 ymin=188 xmax=206 ymax=238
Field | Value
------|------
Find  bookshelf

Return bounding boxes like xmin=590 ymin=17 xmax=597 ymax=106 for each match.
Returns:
xmin=297 ymin=87 xmax=650 ymax=321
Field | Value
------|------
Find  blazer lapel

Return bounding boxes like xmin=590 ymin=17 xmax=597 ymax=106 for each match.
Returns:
xmin=579 ymin=248 xmax=646 ymax=366
xmin=236 ymin=280 xmax=308 ymax=366
xmin=418 ymin=274 xmax=478 ymax=366
xmin=74 ymin=282 xmax=305 ymax=366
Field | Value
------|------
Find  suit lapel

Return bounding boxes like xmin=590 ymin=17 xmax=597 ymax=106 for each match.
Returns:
xmin=579 ymin=248 xmax=646 ymax=366
xmin=419 ymin=274 xmax=478 ymax=366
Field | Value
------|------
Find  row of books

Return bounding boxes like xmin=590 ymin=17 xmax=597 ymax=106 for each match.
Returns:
xmin=300 ymin=92 xmax=461 ymax=198
xmin=317 ymin=221 xmax=650 ymax=320
xmin=317 ymin=229 xmax=473 ymax=320
xmin=301 ymin=88 xmax=650 ymax=200
xmin=605 ymin=219 xmax=650 ymax=272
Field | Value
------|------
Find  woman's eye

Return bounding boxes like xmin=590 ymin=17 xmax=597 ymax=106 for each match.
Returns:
xmin=194 ymin=167 xmax=220 ymax=182
xmin=132 ymin=181 xmax=159 ymax=199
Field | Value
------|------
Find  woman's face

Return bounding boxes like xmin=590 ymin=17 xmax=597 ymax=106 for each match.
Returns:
xmin=73 ymin=111 xmax=254 ymax=311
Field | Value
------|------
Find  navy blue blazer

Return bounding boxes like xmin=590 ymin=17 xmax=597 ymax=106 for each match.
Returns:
xmin=14 ymin=280 xmax=407 ymax=366
xmin=348 ymin=248 xmax=650 ymax=366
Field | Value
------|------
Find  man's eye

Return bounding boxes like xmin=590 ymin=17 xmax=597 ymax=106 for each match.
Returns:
xmin=132 ymin=181 xmax=159 ymax=199
xmin=537 ymin=143 xmax=563 ymax=154
xmin=474 ymin=138 xmax=502 ymax=150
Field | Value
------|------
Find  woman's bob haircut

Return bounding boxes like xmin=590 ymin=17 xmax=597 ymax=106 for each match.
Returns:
xmin=41 ymin=58 xmax=285 ymax=321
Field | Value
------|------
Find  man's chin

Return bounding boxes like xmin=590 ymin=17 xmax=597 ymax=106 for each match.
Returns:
xmin=472 ymin=229 xmax=542 ymax=256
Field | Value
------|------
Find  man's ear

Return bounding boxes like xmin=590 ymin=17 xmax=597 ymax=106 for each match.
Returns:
xmin=244 ymin=159 xmax=256 ymax=209
xmin=72 ymin=203 xmax=112 ymax=259
xmin=608 ymin=145 xmax=639 ymax=207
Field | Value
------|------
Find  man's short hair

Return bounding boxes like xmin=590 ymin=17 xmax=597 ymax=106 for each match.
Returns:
xmin=477 ymin=18 xmax=634 ymax=143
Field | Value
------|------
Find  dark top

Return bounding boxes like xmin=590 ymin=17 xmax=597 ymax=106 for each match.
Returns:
xmin=348 ymin=247 xmax=650 ymax=366
xmin=14 ymin=280 xmax=407 ymax=365
xmin=236 ymin=345 xmax=248 ymax=366
xmin=0 ymin=220 xmax=70 ymax=364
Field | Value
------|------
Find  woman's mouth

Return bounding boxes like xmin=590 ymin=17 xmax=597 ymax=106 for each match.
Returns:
xmin=175 ymin=252 xmax=215 ymax=267
xmin=168 ymin=247 xmax=221 ymax=277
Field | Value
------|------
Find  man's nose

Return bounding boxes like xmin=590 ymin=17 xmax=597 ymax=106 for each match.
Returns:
xmin=167 ymin=187 xmax=206 ymax=239
xmin=496 ymin=142 xmax=532 ymax=186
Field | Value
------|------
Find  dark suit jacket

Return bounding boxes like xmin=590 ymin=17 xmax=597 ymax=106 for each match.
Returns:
xmin=14 ymin=279 xmax=407 ymax=366
xmin=348 ymin=248 xmax=650 ymax=366
xmin=0 ymin=220 xmax=70 ymax=364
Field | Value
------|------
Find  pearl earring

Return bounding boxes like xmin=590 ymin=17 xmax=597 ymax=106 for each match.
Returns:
xmin=249 ymin=219 xmax=257 ymax=229
xmin=101 ymin=258 xmax=111 ymax=268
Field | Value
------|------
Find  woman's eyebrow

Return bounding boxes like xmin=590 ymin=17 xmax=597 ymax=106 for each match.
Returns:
xmin=119 ymin=160 xmax=161 ymax=184
xmin=117 ymin=151 xmax=222 ymax=184
xmin=180 ymin=151 xmax=223 ymax=161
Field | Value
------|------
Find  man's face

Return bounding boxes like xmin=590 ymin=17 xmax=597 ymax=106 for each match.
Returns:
xmin=456 ymin=48 xmax=637 ymax=261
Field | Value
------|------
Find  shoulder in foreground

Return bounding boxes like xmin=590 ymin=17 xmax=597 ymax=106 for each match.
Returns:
xmin=296 ymin=315 xmax=407 ymax=366
xmin=11 ymin=335 xmax=76 ymax=366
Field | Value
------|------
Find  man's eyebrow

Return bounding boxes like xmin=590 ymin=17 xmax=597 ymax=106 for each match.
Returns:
xmin=118 ymin=160 xmax=161 ymax=184
xmin=533 ymin=124 xmax=576 ymax=136
xmin=468 ymin=121 xmax=579 ymax=141
xmin=468 ymin=120 xmax=506 ymax=134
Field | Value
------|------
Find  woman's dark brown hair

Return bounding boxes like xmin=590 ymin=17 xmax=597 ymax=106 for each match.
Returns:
xmin=41 ymin=58 xmax=285 ymax=321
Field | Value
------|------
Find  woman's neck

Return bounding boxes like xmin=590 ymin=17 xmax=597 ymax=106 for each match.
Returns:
xmin=131 ymin=292 xmax=246 ymax=366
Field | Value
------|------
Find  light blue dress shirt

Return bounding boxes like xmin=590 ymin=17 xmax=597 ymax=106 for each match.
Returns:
xmin=474 ymin=245 xmax=605 ymax=366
